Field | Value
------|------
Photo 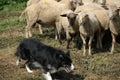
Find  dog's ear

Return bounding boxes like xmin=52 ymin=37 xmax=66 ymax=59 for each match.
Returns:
xmin=66 ymin=50 xmax=70 ymax=57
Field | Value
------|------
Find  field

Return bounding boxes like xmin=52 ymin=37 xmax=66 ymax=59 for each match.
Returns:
xmin=0 ymin=2 xmax=120 ymax=80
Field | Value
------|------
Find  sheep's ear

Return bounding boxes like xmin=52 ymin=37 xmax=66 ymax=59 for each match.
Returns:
xmin=115 ymin=8 xmax=120 ymax=12
xmin=60 ymin=14 xmax=67 ymax=17
xmin=84 ymin=14 xmax=89 ymax=19
xmin=75 ymin=10 xmax=81 ymax=13
xmin=101 ymin=5 xmax=109 ymax=10
xmin=72 ymin=13 xmax=78 ymax=17
xmin=74 ymin=13 xmax=79 ymax=16
xmin=70 ymin=0 xmax=73 ymax=2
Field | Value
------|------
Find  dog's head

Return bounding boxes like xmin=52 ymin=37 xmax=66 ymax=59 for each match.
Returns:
xmin=57 ymin=50 xmax=74 ymax=73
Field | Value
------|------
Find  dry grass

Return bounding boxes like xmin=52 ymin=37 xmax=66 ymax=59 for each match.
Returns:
xmin=0 ymin=11 xmax=120 ymax=80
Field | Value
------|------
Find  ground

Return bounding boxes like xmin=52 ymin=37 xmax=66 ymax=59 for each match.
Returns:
xmin=0 ymin=11 xmax=120 ymax=80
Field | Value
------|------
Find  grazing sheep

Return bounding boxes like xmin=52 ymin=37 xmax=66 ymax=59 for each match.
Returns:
xmin=55 ymin=0 xmax=83 ymax=44
xmin=59 ymin=3 xmax=107 ymax=49
xmin=60 ymin=10 xmax=80 ymax=49
xmin=70 ymin=0 xmax=83 ymax=8
xmin=61 ymin=11 xmax=101 ymax=55
xmin=74 ymin=4 xmax=110 ymax=49
xmin=21 ymin=0 xmax=81 ymax=38
xmin=55 ymin=10 xmax=75 ymax=44
xmin=74 ymin=3 xmax=120 ymax=54
xmin=77 ymin=12 xmax=101 ymax=56
xmin=26 ymin=0 xmax=63 ymax=35
xmin=108 ymin=4 xmax=120 ymax=54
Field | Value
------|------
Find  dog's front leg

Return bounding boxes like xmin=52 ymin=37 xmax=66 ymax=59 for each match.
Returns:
xmin=16 ymin=58 xmax=21 ymax=65
xmin=25 ymin=64 xmax=33 ymax=73
xmin=25 ymin=61 xmax=33 ymax=73
xmin=42 ymin=72 xmax=52 ymax=80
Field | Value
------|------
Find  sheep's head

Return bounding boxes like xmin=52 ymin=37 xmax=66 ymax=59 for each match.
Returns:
xmin=108 ymin=4 xmax=120 ymax=20
xmin=96 ymin=0 xmax=106 ymax=5
xmin=78 ymin=12 xmax=89 ymax=26
xmin=70 ymin=0 xmax=83 ymax=10
xmin=60 ymin=12 xmax=78 ymax=27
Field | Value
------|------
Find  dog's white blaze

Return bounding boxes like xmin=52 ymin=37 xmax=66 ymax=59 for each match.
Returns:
xmin=16 ymin=60 xmax=20 ymax=65
xmin=70 ymin=64 xmax=74 ymax=71
xmin=47 ymin=64 xmax=57 ymax=73
xmin=25 ymin=64 xmax=33 ymax=73
xmin=42 ymin=72 xmax=52 ymax=80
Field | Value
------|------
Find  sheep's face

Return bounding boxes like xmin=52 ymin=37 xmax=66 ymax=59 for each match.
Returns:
xmin=98 ymin=0 xmax=106 ymax=5
xmin=78 ymin=13 xmax=89 ymax=26
xmin=70 ymin=0 xmax=83 ymax=10
xmin=108 ymin=5 xmax=120 ymax=20
xmin=60 ymin=12 xmax=78 ymax=27
xmin=67 ymin=13 xmax=78 ymax=26
xmin=109 ymin=9 xmax=119 ymax=20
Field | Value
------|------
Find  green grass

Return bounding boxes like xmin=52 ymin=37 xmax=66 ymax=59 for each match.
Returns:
xmin=1 ymin=2 xmax=26 ymax=12
xmin=0 ymin=16 xmax=25 ymax=30
xmin=0 ymin=1 xmax=26 ymax=31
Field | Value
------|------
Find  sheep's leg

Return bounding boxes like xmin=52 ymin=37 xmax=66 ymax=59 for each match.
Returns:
xmin=88 ymin=36 xmax=93 ymax=56
xmin=110 ymin=33 xmax=116 ymax=54
xmin=55 ymin=29 xmax=58 ymax=40
xmin=80 ymin=34 xmax=86 ymax=56
xmin=38 ymin=24 xmax=43 ymax=35
xmin=55 ymin=21 xmax=62 ymax=44
xmin=96 ymin=30 xmax=102 ymax=49
xmin=25 ymin=21 xmax=33 ymax=38
xmin=66 ymin=29 xmax=71 ymax=41
xmin=66 ymin=37 xmax=72 ymax=49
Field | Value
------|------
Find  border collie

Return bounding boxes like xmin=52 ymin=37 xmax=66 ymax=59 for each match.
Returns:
xmin=15 ymin=38 xmax=74 ymax=80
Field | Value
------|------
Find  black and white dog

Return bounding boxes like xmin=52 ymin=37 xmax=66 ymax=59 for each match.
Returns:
xmin=15 ymin=38 xmax=74 ymax=80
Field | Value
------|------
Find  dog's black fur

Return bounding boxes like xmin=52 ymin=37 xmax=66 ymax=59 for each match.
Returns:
xmin=15 ymin=38 xmax=73 ymax=73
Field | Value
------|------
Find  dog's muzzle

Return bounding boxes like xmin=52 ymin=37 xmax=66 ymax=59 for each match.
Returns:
xmin=65 ymin=64 xmax=74 ymax=73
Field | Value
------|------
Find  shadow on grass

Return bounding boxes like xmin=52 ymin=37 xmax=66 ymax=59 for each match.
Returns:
xmin=52 ymin=71 xmax=84 ymax=80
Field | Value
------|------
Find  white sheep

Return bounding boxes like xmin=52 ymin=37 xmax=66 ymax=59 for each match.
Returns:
xmin=75 ymin=2 xmax=120 ymax=54
xmin=60 ymin=11 xmax=101 ymax=56
xmin=108 ymin=4 xmax=120 ymax=54
xmin=21 ymin=0 xmax=81 ymax=38
xmin=74 ymin=3 xmax=110 ymax=49
xmin=77 ymin=11 xmax=101 ymax=56
xmin=60 ymin=3 xmax=107 ymax=49
xmin=26 ymin=0 xmax=63 ymax=35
